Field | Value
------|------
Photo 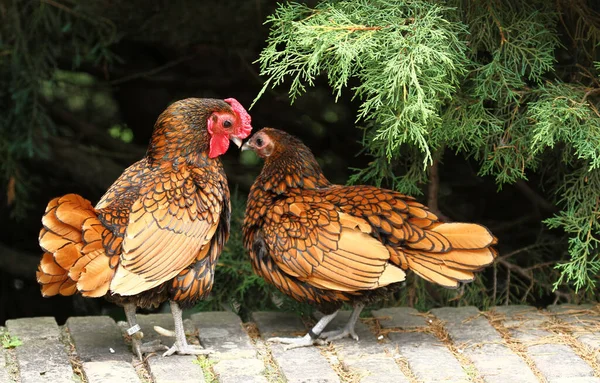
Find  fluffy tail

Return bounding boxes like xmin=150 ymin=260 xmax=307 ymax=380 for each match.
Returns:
xmin=37 ymin=194 xmax=114 ymax=298
xmin=389 ymin=222 xmax=498 ymax=288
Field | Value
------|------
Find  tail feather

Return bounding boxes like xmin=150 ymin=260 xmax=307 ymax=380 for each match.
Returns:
xmin=404 ymin=256 xmax=470 ymax=287
xmin=37 ymin=194 xmax=115 ymax=298
xmin=429 ymin=223 xmax=495 ymax=250
xmin=37 ymin=252 xmax=72 ymax=297
xmin=77 ymin=252 xmax=113 ymax=297
xmin=390 ymin=222 xmax=498 ymax=288
xmin=38 ymin=252 xmax=66 ymax=276
xmin=54 ymin=243 xmax=82 ymax=269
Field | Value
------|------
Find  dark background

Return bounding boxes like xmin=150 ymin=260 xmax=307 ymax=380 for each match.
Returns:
xmin=0 ymin=0 xmax=592 ymax=325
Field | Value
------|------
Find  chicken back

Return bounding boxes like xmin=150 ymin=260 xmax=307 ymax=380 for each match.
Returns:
xmin=37 ymin=98 xmax=252 ymax=358
xmin=242 ymin=127 xmax=497 ymax=348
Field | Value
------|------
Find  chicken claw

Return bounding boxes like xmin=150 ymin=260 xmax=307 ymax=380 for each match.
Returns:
xmin=267 ymin=334 xmax=326 ymax=350
xmin=160 ymin=301 xmax=213 ymax=356
xmin=163 ymin=343 xmax=213 ymax=356
xmin=319 ymin=303 xmax=363 ymax=342
xmin=132 ymin=338 xmax=168 ymax=360
xmin=266 ymin=309 xmax=340 ymax=350
xmin=319 ymin=327 xmax=359 ymax=342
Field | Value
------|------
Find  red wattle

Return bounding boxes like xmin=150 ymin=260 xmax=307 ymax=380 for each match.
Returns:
xmin=209 ymin=134 xmax=230 ymax=158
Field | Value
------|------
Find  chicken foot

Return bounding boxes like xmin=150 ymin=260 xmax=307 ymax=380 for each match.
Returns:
xmin=158 ymin=301 xmax=213 ymax=356
xmin=123 ymin=303 xmax=168 ymax=360
xmin=267 ymin=310 xmax=339 ymax=350
xmin=319 ymin=303 xmax=364 ymax=342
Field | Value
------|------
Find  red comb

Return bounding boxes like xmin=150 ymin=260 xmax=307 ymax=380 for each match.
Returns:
xmin=225 ymin=98 xmax=252 ymax=138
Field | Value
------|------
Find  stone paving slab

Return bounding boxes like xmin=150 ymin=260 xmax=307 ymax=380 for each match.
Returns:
xmin=252 ymin=311 xmax=340 ymax=383
xmin=147 ymin=356 xmax=205 ymax=383
xmin=192 ymin=311 xmax=256 ymax=358
xmin=375 ymin=307 xmax=469 ymax=383
xmin=67 ymin=316 xmax=131 ymax=362
xmin=5 ymin=317 xmax=74 ymax=383
xmin=192 ymin=311 xmax=266 ymax=383
xmin=316 ymin=310 xmax=410 ymax=383
xmin=495 ymin=305 xmax=600 ymax=383
xmin=136 ymin=313 xmax=205 ymax=383
xmin=67 ymin=316 xmax=140 ymax=383
xmin=83 ymin=360 xmax=140 ymax=383
xmin=374 ymin=307 xmax=429 ymax=328
xmin=431 ymin=306 xmax=539 ymax=383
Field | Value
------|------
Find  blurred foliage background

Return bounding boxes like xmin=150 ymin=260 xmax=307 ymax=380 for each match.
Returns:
xmin=1 ymin=0 xmax=599 ymax=325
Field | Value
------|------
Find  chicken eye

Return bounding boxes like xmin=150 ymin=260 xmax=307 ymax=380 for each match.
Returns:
xmin=255 ymin=137 xmax=264 ymax=146
xmin=223 ymin=120 xmax=232 ymax=128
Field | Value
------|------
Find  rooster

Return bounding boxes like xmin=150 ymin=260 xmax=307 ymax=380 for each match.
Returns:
xmin=242 ymin=128 xmax=497 ymax=349
xmin=37 ymin=98 xmax=252 ymax=358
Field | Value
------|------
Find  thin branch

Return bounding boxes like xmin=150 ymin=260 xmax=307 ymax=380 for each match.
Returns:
xmin=44 ymin=101 xmax=146 ymax=159
xmin=496 ymin=242 xmax=558 ymax=262
xmin=0 ymin=242 xmax=39 ymax=280
xmin=489 ymin=214 xmax=538 ymax=233
xmin=109 ymin=55 xmax=198 ymax=86
xmin=497 ymin=258 xmax=572 ymax=303
xmin=581 ymin=88 xmax=600 ymax=103
xmin=46 ymin=136 xmax=128 ymax=191
xmin=306 ymin=25 xmax=384 ymax=32
xmin=486 ymin=1 xmax=507 ymax=45
xmin=505 ymin=268 xmax=511 ymax=305
xmin=514 ymin=180 xmax=557 ymax=212
xmin=40 ymin=0 xmax=82 ymax=17
xmin=492 ymin=262 xmax=498 ymax=303
xmin=427 ymin=156 xmax=450 ymax=222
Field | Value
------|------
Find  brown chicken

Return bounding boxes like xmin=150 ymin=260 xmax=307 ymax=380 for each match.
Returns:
xmin=37 ymin=98 xmax=252 ymax=358
xmin=242 ymin=128 xmax=497 ymax=348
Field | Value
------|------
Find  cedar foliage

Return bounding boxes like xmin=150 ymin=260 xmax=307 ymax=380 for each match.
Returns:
xmin=254 ymin=0 xmax=600 ymax=297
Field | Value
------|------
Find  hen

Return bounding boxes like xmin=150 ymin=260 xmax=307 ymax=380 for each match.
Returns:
xmin=37 ymin=98 xmax=252 ymax=358
xmin=242 ymin=128 xmax=497 ymax=349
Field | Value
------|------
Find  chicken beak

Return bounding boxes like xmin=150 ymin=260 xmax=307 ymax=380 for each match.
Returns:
xmin=241 ymin=141 xmax=252 ymax=151
xmin=231 ymin=137 xmax=243 ymax=148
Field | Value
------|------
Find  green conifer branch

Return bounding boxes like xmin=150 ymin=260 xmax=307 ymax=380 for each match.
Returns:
xmin=254 ymin=0 xmax=469 ymax=168
xmin=253 ymin=0 xmax=600 ymax=293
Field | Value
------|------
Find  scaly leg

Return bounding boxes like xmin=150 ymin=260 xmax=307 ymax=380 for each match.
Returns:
xmin=319 ymin=303 xmax=364 ymax=342
xmin=268 ymin=310 xmax=339 ymax=350
xmin=123 ymin=303 xmax=167 ymax=360
xmin=162 ymin=301 xmax=213 ymax=356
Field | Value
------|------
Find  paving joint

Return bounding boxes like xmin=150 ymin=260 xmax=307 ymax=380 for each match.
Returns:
xmin=1 ymin=327 xmax=20 ymax=383
xmin=243 ymin=322 xmax=285 ymax=383
xmin=484 ymin=309 xmax=547 ymax=382
xmin=425 ymin=314 xmax=484 ymax=383
xmin=318 ymin=342 xmax=363 ymax=382
xmin=361 ymin=316 xmax=418 ymax=383
xmin=196 ymin=355 xmax=218 ymax=383
xmin=59 ymin=325 xmax=87 ymax=383
xmin=386 ymin=347 xmax=420 ymax=383
xmin=117 ymin=325 xmax=154 ymax=383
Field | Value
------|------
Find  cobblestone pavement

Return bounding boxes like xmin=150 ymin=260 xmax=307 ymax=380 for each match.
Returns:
xmin=1 ymin=304 xmax=599 ymax=383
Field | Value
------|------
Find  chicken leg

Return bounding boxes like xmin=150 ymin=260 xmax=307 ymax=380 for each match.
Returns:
xmin=267 ymin=310 xmax=339 ymax=350
xmin=160 ymin=300 xmax=213 ymax=356
xmin=123 ymin=303 xmax=168 ymax=360
xmin=319 ymin=303 xmax=364 ymax=342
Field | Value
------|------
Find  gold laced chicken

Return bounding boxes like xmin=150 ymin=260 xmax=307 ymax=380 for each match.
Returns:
xmin=37 ymin=98 xmax=252 ymax=359
xmin=242 ymin=128 xmax=497 ymax=349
